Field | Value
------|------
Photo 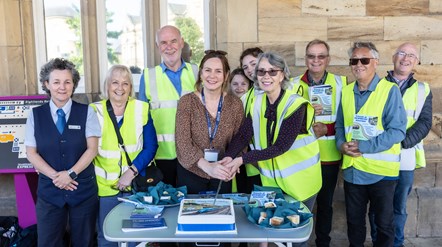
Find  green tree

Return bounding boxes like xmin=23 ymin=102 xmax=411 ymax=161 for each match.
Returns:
xmin=66 ymin=6 xmax=120 ymax=73
xmin=175 ymin=16 xmax=204 ymax=65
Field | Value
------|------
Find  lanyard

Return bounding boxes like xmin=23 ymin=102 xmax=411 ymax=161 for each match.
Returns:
xmin=201 ymin=89 xmax=223 ymax=147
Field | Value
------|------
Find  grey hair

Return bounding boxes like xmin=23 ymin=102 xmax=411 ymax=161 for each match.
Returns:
xmin=101 ymin=65 xmax=134 ymax=99
xmin=253 ymin=52 xmax=291 ymax=90
xmin=348 ymin=41 xmax=380 ymax=59
xmin=39 ymin=58 xmax=80 ymax=96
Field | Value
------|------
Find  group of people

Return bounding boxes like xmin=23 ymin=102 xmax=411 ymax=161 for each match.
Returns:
xmin=25 ymin=24 xmax=432 ymax=247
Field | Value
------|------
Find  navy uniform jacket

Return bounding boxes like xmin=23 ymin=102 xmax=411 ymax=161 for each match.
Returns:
xmin=33 ymin=101 xmax=97 ymax=208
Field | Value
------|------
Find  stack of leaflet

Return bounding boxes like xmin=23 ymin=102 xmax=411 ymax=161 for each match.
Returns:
xmin=121 ymin=206 xmax=166 ymax=232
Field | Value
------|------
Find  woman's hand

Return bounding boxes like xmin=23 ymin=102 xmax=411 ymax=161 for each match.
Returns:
xmin=116 ymin=168 xmax=137 ymax=191
xmin=197 ymin=158 xmax=231 ymax=181
xmin=52 ymin=171 xmax=78 ymax=191
xmin=225 ymin=157 xmax=243 ymax=179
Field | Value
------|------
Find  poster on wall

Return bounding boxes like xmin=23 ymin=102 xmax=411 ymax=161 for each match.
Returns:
xmin=0 ymin=96 xmax=48 ymax=172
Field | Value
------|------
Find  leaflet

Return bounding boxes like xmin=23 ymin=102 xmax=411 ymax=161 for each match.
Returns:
xmin=309 ymin=85 xmax=332 ymax=116
xmin=121 ymin=218 xmax=167 ymax=232
xmin=352 ymin=114 xmax=378 ymax=141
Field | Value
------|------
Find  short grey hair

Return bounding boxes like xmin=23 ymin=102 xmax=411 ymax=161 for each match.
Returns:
xmin=253 ymin=52 xmax=291 ymax=90
xmin=348 ymin=41 xmax=380 ymax=59
xmin=102 ymin=65 xmax=134 ymax=99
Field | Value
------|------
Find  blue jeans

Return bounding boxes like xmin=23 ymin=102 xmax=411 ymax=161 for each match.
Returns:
xmin=344 ymin=180 xmax=397 ymax=247
xmin=97 ymin=192 xmax=136 ymax=247
xmin=369 ymin=171 xmax=414 ymax=247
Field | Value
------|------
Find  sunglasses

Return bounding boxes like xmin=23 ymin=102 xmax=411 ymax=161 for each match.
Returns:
xmin=205 ymin=50 xmax=228 ymax=56
xmin=349 ymin=58 xmax=376 ymax=66
xmin=256 ymin=69 xmax=282 ymax=77
xmin=306 ymin=54 xmax=329 ymax=60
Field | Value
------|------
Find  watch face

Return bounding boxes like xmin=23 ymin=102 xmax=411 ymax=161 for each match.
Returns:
xmin=69 ymin=171 xmax=77 ymax=180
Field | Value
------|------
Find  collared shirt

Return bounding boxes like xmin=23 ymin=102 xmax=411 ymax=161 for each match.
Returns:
xmin=386 ymin=70 xmax=414 ymax=94
xmin=25 ymin=98 xmax=101 ymax=147
xmin=138 ymin=59 xmax=188 ymax=102
xmin=301 ymin=70 xmax=328 ymax=86
xmin=335 ymin=74 xmax=407 ymax=185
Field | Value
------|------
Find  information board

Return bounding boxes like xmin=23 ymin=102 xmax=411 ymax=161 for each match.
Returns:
xmin=0 ymin=95 xmax=48 ymax=172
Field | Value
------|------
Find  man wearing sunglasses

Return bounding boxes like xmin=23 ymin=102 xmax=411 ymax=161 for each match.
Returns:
xmin=368 ymin=43 xmax=433 ymax=247
xmin=293 ymin=39 xmax=346 ymax=247
xmin=139 ymin=25 xmax=199 ymax=188
xmin=335 ymin=42 xmax=407 ymax=247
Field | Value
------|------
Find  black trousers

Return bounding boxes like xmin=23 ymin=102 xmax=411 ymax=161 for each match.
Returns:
xmin=344 ymin=180 xmax=397 ymax=247
xmin=156 ymin=158 xmax=179 ymax=187
xmin=36 ymin=195 xmax=98 ymax=247
xmin=315 ymin=164 xmax=340 ymax=247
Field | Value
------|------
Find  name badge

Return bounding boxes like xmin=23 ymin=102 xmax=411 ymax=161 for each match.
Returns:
xmin=204 ymin=149 xmax=219 ymax=162
xmin=68 ymin=125 xmax=81 ymax=130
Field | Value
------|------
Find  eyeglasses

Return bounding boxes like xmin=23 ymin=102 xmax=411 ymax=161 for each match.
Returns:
xmin=349 ymin=58 xmax=376 ymax=66
xmin=395 ymin=51 xmax=417 ymax=59
xmin=256 ymin=69 xmax=282 ymax=77
xmin=306 ymin=54 xmax=329 ymax=60
xmin=205 ymin=50 xmax=228 ymax=56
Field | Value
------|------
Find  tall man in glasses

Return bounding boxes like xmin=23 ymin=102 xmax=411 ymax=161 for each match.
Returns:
xmin=368 ymin=43 xmax=432 ymax=247
xmin=335 ymin=42 xmax=407 ymax=247
xmin=293 ymin=39 xmax=346 ymax=247
xmin=139 ymin=25 xmax=198 ymax=187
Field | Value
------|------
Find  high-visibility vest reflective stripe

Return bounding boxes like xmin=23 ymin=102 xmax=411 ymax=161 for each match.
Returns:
xmin=401 ymin=81 xmax=430 ymax=169
xmin=91 ymin=98 xmax=149 ymax=196
xmin=241 ymin=88 xmax=262 ymax=177
xmin=341 ymin=79 xmax=400 ymax=176
xmin=293 ymin=73 xmax=346 ymax=162
xmin=143 ymin=63 xmax=197 ymax=159
xmin=251 ymin=91 xmax=322 ymax=201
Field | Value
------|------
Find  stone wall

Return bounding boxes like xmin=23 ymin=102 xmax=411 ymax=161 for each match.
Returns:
xmin=214 ymin=0 xmax=442 ymax=240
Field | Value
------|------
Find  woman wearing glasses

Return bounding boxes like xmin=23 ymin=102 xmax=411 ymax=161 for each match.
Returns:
xmin=175 ymin=50 xmax=244 ymax=197
xmin=25 ymin=58 xmax=101 ymax=247
xmin=222 ymin=52 xmax=322 ymax=247
xmin=90 ymin=65 xmax=158 ymax=247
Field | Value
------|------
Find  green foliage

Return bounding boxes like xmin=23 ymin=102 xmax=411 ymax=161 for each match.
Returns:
xmin=175 ymin=16 xmax=204 ymax=65
xmin=65 ymin=7 xmax=120 ymax=72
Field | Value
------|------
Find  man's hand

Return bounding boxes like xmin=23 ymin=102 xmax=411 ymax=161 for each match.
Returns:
xmin=313 ymin=122 xmax=328 ymax=138
xmin=312 ymin=104 xmax=323 ymax=116
xmin=340 ymin=140 xmax=362 ymax=157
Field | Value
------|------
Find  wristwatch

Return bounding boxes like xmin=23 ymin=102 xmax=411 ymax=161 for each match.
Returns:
xmin=129 ymin=166 xmax=138 ymax=176
xmin=67 ymin=169 xmax=78 ymax=180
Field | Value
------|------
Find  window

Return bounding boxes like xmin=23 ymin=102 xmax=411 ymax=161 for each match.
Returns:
xmin=160 ymin=0 xmax=209 ymax=65
xmin=33 ymin=0 xmax=213 ymax=95
xmin=34 ymin=0 xmax=85 ymax=93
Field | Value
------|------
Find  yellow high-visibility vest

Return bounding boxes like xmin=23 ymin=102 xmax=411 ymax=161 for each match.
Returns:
xmin=91 ymin=98 xmax=149 ymax=196
xmin=341 ymin=79 xmax=401 ymax=176
xmin=143 ymin=63 xmax=197 ymax=159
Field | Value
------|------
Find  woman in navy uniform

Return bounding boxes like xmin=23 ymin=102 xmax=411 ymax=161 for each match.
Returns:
xmin=25 ymin=58 xmax=101 ymax=247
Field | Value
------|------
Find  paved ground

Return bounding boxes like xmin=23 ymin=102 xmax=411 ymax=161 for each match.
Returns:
xmin=241 ymin=237 xmax=442 ymax=246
